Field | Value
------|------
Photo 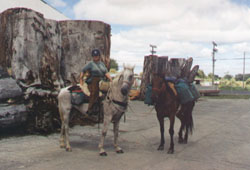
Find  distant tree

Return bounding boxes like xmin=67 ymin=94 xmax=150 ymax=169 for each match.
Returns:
xmin=208 ymin=73 xmax=220 ymax=80
xmin=208 ymin=73 xmax=213 ymax=79
xmin=234 ymin=74 xmax=250 ymax=81
xmin=214 ymin=74 xmax=220 ymax=80
xmin=109 ymin=68 xmax=117 ymax=74
xmin=246 ymin=78 xmax=250 ymax=85
xmin=235 ymin=74 xmax=243 ymax=81
xmin=197 ymin=69 xmax=206 ymax=79
xmin=110 ymin=58 xmax=118 ymax=70
xmin=223 ymin=74 xmax=233 ymax=80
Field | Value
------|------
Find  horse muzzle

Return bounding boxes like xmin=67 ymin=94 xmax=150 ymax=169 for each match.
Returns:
xmin=121 ymin=84 xmax=129 ymax=95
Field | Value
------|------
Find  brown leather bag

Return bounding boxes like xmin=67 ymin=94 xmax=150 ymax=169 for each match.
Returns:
xmin=99 ymin=80 xmax=110 ymax=92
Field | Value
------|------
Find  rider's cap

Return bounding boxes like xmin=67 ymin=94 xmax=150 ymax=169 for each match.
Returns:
xmin=91 ymin=49 xmax=101 ymax=57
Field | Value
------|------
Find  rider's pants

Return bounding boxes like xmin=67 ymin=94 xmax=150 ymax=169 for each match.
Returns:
xmin=87 ymin=77 xmax=100 ymax=113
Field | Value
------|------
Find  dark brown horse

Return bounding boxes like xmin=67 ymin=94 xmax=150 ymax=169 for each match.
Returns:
xmin=151 ymin=73 xmax=195 ymax=154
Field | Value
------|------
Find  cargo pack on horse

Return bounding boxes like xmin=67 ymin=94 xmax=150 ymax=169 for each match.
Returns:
xmin=151 ymin=73 xmax=196 ymax=154
xmin=57 ymin=64 xmax=134 ymax=156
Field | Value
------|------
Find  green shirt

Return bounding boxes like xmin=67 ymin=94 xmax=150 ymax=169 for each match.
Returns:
xmin=82 ymin=61 xmax=108 ymax=77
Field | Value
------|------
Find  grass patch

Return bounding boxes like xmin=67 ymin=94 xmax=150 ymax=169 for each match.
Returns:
xmin=219 ymin=87 xmax=250 ymax=91
xmin=201 ymin=95 xmax=250 ymax=99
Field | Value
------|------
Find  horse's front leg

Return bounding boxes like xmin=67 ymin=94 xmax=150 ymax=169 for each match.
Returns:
xmin=99 ymin=115 xmax=112 ymax=156
xmin=168 ymin=115 xmax=175 ymax=154
xmin=157 ymin=113 xmax=165 ymax=150
xmin=113 ymin=120 xmax=124 ymax=154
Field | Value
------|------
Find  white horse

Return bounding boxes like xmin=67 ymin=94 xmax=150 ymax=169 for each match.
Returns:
xmin=58 ymin=64 xmax=134 ymax=156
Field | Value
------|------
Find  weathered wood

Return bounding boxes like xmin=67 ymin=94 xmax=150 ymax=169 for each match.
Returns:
xmin=59 ymin=20 xmax=111 ymax=86
xmin=157 ymin=56 xmax=168 ymax=74
xmin=140 ymin=55 xmax=158 ymax=99
xmin=0 ymin=78 xmax=22 ymax=101
xmin=0 ymin=8 xmax=111 ymax=132
xmin=140 ymin=55 xmax=199 ymax=100
xmin=188 ymin=65 xmax=199 ymax=83
xmin=0 ymin=104 xmax=27 ymax=128
xmin=0 ymin=8 xmax=111 ymax=89
xmin=166 ymin=58 xmax=186 ymax=78
xmin=181 ymin=57 xmax=193 ymax=78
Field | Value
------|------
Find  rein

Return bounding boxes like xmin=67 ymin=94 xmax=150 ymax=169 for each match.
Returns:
xmin=107 ymin=96 xmax=128 ymax=108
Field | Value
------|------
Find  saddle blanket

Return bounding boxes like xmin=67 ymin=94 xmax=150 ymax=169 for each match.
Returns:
xmin=68 ymin=84 xmax=103 ymax=105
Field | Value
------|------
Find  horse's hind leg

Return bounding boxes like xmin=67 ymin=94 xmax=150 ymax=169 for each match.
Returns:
xmin=168 ymin=115 xmax=175 ymax=154
xmin=113 ymin=121 xmax=124 ymax=154
xmin=99 ymin=114 xmax=112 ymax=156
xmin=59 ymin=121 xmax=66 ymax=148
xmin=176 ymin=107 xmax=185 ymax=144
xmin=59 ymin=104 xmax=66 ymax=148
xmin=64 ymin=110 xmax=72 ymax=152
xmin=183 ymin=102 xmax=195 ymax=144
xmin=59 ymin=102 xmax=72 ymax=151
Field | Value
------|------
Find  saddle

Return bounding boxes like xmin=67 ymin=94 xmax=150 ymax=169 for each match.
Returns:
xmin=68 ymin=84 xmax=103 ymax=105
xmin=164 ymin=77 xmax=178 ymax=96
xmin=164 ymin=77 xmax=200 ymax=104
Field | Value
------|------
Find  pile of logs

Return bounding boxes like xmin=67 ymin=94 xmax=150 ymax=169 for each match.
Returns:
xmin=0 ymin=8 xmax=111 ymax=133
xmin=140 ymin=55 xmax=199 ymax=99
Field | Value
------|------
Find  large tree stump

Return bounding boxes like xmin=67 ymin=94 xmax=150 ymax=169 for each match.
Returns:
xmin=140 ymin=55 xmax=199 ymax=100
xmin=140 ymin=55 xmax=159 ymax=99
xmin=0 ymin=8 xmax=111 ymax=132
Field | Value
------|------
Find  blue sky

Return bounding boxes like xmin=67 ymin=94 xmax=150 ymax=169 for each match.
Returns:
xmin=43 ymin=0 xmax=250 ymax=76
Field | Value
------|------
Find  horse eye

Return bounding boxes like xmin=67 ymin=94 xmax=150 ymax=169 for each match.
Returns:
xmin=129 ymin=75 xmax=133 ymax=81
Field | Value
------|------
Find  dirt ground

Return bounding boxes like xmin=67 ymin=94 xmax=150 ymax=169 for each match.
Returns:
xmin=1 ymin=99 xmax=250 ymax=170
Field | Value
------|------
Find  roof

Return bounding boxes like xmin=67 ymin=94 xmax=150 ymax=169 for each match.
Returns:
xmin=0 ymin=0 xmax=69 ymax=20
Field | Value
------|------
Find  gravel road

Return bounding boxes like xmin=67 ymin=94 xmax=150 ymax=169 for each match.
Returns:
xmin=1 ymin=99 xmax=250 ymax=170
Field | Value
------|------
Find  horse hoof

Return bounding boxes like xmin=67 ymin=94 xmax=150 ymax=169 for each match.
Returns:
xmin=157 ymin=146 xmax=164 ymax=150
xmin=116 ymin=149 xmax=124 ymax=154
xmin=100 ymin=152 xmax=107 ymax=156
xmin=167 ymin=149 xmax=174 ymax=154
xmin=66 ymin=147 xmax=72 ymax=152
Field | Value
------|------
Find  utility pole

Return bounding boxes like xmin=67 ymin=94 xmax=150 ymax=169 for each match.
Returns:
xmin=212 ymin=41 xmax=218 ymax=85
xmin=243 ymin=51 xmax=246 ymax=88
xmin=150 ymin=44 xmax=157 ymax=55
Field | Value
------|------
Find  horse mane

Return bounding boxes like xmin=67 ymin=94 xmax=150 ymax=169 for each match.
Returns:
xmin=112 ymin=71 xmax=123 ymax=86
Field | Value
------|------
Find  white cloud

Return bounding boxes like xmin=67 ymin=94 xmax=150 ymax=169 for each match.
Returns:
xmin=73 ymin=0 xmax=250 ymax=76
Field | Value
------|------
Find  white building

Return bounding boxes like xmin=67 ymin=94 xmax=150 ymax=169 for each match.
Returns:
xmin=0 ymin=0 xmax=68 ymax=20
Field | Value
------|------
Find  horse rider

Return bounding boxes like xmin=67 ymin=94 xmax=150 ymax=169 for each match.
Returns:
xmin=80 ymin=49 xmax=112 ymax=115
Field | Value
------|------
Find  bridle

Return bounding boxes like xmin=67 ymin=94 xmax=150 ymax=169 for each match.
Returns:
xmin=119 ymin=71 xmax=134 ymax=87
xmin=106 ymin=71 xmax=133 ymax=112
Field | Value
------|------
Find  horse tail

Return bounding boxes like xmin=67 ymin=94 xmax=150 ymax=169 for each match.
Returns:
xmin=184 ymin=101 xmax=195 ymax=134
